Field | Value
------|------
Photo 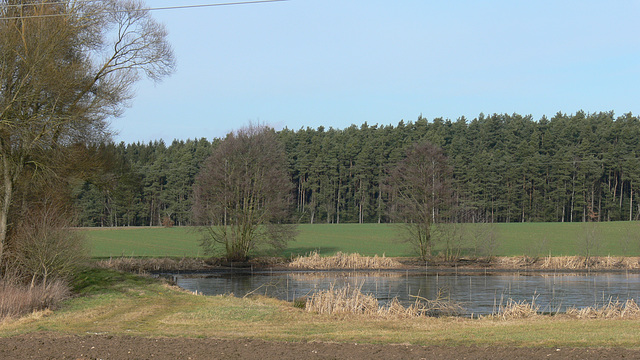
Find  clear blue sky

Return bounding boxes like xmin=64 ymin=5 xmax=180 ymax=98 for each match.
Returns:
xmin=111 ymin=0 xmax=640 ymax=144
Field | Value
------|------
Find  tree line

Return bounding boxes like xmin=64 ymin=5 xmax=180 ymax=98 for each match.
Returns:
xmin=73 ymin=111 xmax=640 ymax=227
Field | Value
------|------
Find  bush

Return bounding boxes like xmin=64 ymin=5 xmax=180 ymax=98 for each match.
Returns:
xmin=161 ymin=216 xmax=174 ymax=228
xmin=0 ymin=279 xmax=69 ymax=320
xmin=10 ymin=202 xmax=88 ymax=286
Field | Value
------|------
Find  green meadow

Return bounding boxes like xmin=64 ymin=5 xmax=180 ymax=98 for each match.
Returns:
xmin=84 ymin=221 xmax=640 ymax=258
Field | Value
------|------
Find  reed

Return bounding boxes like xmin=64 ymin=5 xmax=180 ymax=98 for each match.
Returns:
xmin=408 ymin=291 xmax=465 ymax=317
xmin=289 ymin=251 xmax=402 ymax=270
xmin=595 ymin=256 xmax=640 ymax=269
xmin=493 ymin=255 xmax=640 ymax=270
xmin=565 ymin=299 xmax=640 ymax=319
xmin=304 ymin=283 xmax=463 ymax=318
xmin=0 ymin=280 xmax=69 ymax=320
xmin=305 ymin=283 xmax=379 ymax=316
xmin=495 ymin=298 xmax=540 ymax=319
xmin=95 ymin=257 xmax=208 ymax=273
xmin=495 ymin=256 xmax=537 ymax=268
xmin=539 ymin=255 xmax=640 ymax=270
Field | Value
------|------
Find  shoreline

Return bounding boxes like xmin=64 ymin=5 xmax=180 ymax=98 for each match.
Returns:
xmin=93 ymin=255 xmax=640 ymax=274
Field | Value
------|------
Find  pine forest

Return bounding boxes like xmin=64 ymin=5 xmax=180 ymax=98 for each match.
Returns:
xmin=73 ymin=111 xmax=640 ymax=227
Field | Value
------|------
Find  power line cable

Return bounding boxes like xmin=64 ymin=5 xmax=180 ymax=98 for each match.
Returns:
xmin=0 ymin=0 xmax=287 ymax=20
xmin=1 ymin=0 xmax=101 ymax=9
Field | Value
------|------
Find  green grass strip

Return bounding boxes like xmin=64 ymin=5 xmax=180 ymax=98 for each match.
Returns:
xmin=83 ymin=221 xmax=640 ymax=259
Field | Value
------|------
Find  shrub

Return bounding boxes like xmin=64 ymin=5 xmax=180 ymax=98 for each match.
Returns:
xmin=161 ymin=216 xmax=174 ymax=228
xmin=0 ymin=279 xmax=69 ymax=320
xmin=10 ymin=202 xmax=88 ymax=286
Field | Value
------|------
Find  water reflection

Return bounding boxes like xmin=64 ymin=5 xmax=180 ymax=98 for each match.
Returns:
xmin=173 ymin=271 xmax=640 ymax=316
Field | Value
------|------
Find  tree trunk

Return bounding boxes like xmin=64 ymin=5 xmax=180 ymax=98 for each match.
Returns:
xmin=0 ymin=155 xmax=18 ymax=269
xmin=630 ymin=183 xmax=634 ymax=222
xmin=570 ymin=172 xmax=576 ymax=222
xmin=620 ymin=181 xmax=624 ymax=211
xmin=0 ymin=172 xmax=12 ymax=268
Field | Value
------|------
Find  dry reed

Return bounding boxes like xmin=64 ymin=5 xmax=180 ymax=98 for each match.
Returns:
xmin=540 ymin=256 xmax=640 ymax=270
xmin=493 ymin=298 xmax=540 ymax=320
xmin=95 ymin=257 xmax=208 ymax=273
xmin=0 ymin=280 xmax=69 ymax=321
xmin=495 ymin=256 xmax=537 ymax=268
xmin=409 ymin=291 xmax=465 ymax=317
xmin=493 ymin=256 xmax=640 ymax=270
xmin=565 ymin=299 xmax=640 ymax=319
xmin=304 ymin=283 xmax=463 ymax=318
xmin=289 ymin=251 xmax=402 ymax=270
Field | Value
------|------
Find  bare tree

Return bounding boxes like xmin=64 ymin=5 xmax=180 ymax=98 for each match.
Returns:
xmin=386 ymin=141 xmax=452 ymax=260
xmin=11 ymin=199 xmax=87 ymax=287
xmin=193 ymin=125 xmax=296 ymax=261
xmin=0 ymin=0 xmax=175 ymax=267
xmin=431 ymin=223 xmax=466 ymax=262
xmin=580 ymin=221 xmax=601 ymax=265
xmin=470 ymin=222 xmax=500 ymax=259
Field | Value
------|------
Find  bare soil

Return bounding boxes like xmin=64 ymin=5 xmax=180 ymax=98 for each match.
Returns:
xmin=2 ymin=332 xmax=639 ymax=360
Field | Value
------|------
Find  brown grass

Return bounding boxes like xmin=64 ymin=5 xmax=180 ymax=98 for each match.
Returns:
xmin=0 ymin=280 xmax=69 ymax=321
xmin=289 ymin=251 xmax=403 ymax=270
xmin=565 ymin=299 xmax=640 ymax=319
xmin=95 ymin=257 xmax=209 ymax=273
xmin=304 ymin=283 xmax=463 ymax=318
xmin=488 ymin=296 xmax=640 ymax=320
xmin=494 ymin=256 xmax=640 ymax=270
xmin=491 ymin=297 xmax=541 ymax=320
xmin=539 ymin=256 xmax=640 ymax=270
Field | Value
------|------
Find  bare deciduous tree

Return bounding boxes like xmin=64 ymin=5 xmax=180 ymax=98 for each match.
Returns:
xmin=580 ymin=221 xmax=601 ymax=265
xmin=431 ymin=223 xmax=466 ymax=262
xmin=386 ymin=141 xmax=452 ymax=260
xmin=470 ymin=222 xmax=500 ymax=259
xmin=0 ymin=0 xmax=174 ymax=267
xmin=11 ymin=200 xmax=87 ymax=287
xmin=193 ymin=125 xmax=296 ymax=261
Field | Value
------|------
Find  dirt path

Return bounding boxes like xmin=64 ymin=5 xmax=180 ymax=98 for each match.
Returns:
xmin=1 ymin=333 xmax=639 ymax=360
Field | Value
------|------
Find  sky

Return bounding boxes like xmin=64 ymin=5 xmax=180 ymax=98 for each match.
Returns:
xmin=110 ymin=0 xmax=640 ymax=144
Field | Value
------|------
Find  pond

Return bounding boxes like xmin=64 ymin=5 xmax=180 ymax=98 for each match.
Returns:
xmin=170 ymin=270 xmax=640 ymax=316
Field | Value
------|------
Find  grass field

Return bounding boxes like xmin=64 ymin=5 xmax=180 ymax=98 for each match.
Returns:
xmin=83 ymin=221 xmax=640 ymax=258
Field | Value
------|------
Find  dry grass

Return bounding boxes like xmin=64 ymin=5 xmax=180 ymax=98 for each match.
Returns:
xmin=495 ymin=256 xmax=538 ymax=268
xmin=539 ymin=256 xmax=640 ymax=270
xmin=493 ymin=256 xmax=640 ymax=270
xmin=565 ymin=299 xmax=640 ymax=319
xmin=304 ymin=283 xmax=463 ymax=318
xmin=95 ymin=257 xmax=209 ymax=273
xmin=491 ymin=297 xmax=541 ymax=320
xmin=289 ymin=251 xmax=403 ymax=270
xmin=593 ymin=256 xmax=640 ymax=270
xmin=0 ymin=280 xmax=69 ymax=321
xmin=489 ymin=296 xmax=640 ymax=320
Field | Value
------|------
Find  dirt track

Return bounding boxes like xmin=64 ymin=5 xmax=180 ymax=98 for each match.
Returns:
xmin=1 ymin=333 xmax=639 ymax=360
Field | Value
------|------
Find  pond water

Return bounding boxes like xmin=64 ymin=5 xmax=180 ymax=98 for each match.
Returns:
xmin=171 ymin=270 xmax=640 ymax=316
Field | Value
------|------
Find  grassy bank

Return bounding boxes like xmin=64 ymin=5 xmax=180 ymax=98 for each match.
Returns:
xmin=1 ymin=268 xmax=639 ymax=348
xmin=84 ymin=222 xmax=640 ymax=259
